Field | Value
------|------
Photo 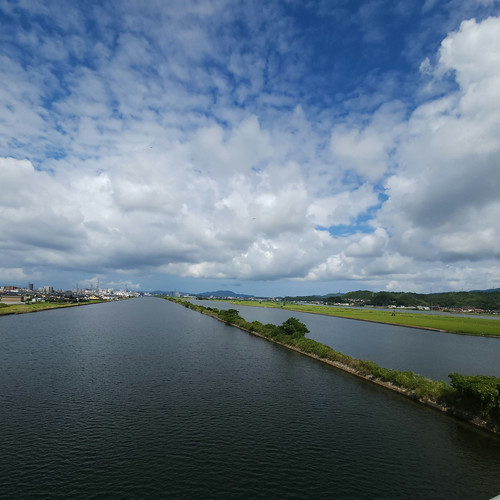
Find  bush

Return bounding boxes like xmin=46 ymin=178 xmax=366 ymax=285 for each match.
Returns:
xmin=277 ymin=317 xmax=309 ymax=337
xmin=449 ymin=373 xmax=500 ymax=417
xmin=218 ymin=308 xmax=242 ymax=324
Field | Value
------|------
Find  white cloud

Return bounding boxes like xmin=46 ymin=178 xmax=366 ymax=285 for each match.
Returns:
xmin=438 ymin=17 xmax=500 ymax=89
xmin=0 ymin=267 xmax=32 ymax=282
xmin=107 ymin=280 xmax=141 ymax=290
xmin=307 ymin=184 xmax=379 ymax=227
xmin=376 ymin=16 xmax=500 ymax=267
xmin=419 ymin=57 xmax=432 ymax=75
xmin=330 ymin=101 xmax=406 ymax=181
xmin=1 ymin=2 xmax=499 ymax=294
xmin=194 ymin=116 xmax=272 ymax=176
xmin=346 ymin=228 xmax=390 ymax=257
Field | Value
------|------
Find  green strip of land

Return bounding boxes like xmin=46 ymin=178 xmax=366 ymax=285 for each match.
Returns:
xmin=228 ymin=300 xmax=500 ymax=337
xmin=167 ymin=297 xmax=500 ymax=434
xmin=0 ymin=300 xmax=106 ymax=316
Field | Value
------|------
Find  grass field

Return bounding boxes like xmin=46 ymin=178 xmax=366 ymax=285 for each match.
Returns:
xmin=229 ymin=301 xmax=500 ymax=337
xmin=0 ymin=300 xmax=105 ymax=316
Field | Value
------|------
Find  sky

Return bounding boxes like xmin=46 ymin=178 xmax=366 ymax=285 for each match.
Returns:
xmin=1 ymin=0 xmax=500 ymax=296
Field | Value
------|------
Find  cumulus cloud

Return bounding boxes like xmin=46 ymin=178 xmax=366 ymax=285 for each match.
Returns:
xmin=0 ymin=1 xmax=499 ymax=293
xmin=0 ymin=267 xmax=33 ymax=282
xmin=307 ymin=184 xmax=379 ymax=227
xmin=330 ymin=102 xmax=406 ymax=182
xmin=377 ymin=16 xmax=500 ymax=265
xmin=305 ymin=15 xmax=500 ymax=291
xmin=194 ymin=116 xmax=273 ymax=176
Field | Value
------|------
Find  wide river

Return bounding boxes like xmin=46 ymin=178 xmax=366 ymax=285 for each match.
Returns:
xmin=1 ymin=297 xmax=499 ymax=499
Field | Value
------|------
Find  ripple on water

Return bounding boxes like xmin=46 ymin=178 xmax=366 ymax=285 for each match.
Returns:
xmin=0 ymin=298 xmax=499 ymax=499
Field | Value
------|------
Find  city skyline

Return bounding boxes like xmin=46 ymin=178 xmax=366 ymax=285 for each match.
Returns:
xmin=1 ymin=1 xmax=500 ymax=297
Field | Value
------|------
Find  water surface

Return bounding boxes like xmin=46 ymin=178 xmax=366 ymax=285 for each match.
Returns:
xmin=196 ymin=300 xmax=500 ymax=380
xmin=1 ymin=298 xmax=499 ymax=499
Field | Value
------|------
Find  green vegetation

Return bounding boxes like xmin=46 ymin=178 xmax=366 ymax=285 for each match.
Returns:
xmin=337 ymin=290 xmax=500 ymax=310
xmin=277 ymin=317 xmax=310 ymax=337
xmin=228 ymin=301 xmax=500 ymax=337
xmin=285 ymin=289 xmax=500 ymax=311
xmin=449 ymin=373 xmax=500 ymax=420
xmin=164 ymin=296 xmax=500 ymax=433
xmin=0 ymin=299 xmax=106 ymax=316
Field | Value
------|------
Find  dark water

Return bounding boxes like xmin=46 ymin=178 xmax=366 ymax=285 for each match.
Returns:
xmin=196 ymin=301 xmax=500 ymax=381
xmin=1 ymin=298 xmax=499 ymax=499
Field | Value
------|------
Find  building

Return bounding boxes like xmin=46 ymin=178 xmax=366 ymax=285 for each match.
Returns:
xmin=0 ymin=294 xmax=23 ymax=305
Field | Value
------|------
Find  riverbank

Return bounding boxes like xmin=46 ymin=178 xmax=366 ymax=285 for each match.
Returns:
xmin=229 ymin=300 xmax=500 ymax=337
xmin=0 ymin=299 xmax=107 ymax=316
xmin=258 ymin=334 xmax=498 ymax=436
xmin=167 ymin=297 xmax=500 ymax=436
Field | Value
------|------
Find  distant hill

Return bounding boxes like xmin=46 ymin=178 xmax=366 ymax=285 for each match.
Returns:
xmin=151 ymin=288 xmax=500 ymax=309
xmin=149 ymin=289 xmax=254 ymax=298
xmin=197 ymin=290 xmax=254 ymax=298
xmin=283 ymin=292 xmax=344 ymax=301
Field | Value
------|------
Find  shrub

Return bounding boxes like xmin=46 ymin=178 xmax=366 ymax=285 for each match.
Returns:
xmin=449 ymin=373 xmax=500 ymax=417
xmin=276 ymin=317 xmax=309 ymax=337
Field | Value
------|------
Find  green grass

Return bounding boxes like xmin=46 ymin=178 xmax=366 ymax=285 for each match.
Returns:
xmin=228 ymin=301 xmax=500 ymax=337
xmin=0 ymin=300 xmax=106 ymax=316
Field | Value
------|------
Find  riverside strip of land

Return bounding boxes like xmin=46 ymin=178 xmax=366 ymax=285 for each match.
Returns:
xmin=0 ymin=300 xmax=106 ymax=316
xmin=229 ymin=300 xmax=500 ymax=337
xmin=167 ymin=297 xmax=500 ymax=435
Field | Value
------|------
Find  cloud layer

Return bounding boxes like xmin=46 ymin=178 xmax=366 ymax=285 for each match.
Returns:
xmin=1 ymin=1 xmax=499 ymax=293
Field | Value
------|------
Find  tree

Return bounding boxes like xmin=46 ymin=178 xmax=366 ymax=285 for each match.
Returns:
xmin=278 ymin=317 xmax=309 ymax=337
xmin=219 ymin=308 xmax=242 ymax=324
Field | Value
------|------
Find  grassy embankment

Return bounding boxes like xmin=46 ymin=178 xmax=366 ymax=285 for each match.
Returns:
xmin=229 ymin=300 xmax=500 ymax=337
xmin=165 ymin=297 xmax=500 ymax=434
xmin=0 ymin=300 xmax=106 ymax=316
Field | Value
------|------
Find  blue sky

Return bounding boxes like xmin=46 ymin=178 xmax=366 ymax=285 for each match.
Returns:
xmin=1 ymin=0 xmax=499 ymax=296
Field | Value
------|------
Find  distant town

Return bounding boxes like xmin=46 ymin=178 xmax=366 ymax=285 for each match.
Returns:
xmin=0 ymin=283 xmax=143 ymax=305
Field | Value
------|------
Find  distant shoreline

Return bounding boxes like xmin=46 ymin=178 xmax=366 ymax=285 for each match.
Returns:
xmin=228 ymin=300 xmax=500 ymax=338
xmin=0 ymin=300 xmax=107 ymax=317
xmin=289 ymin=309 xmax=500 ymax=338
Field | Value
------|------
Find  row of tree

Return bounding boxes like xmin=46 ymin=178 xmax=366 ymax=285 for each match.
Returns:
xmin=207 ymin=307 xmax=310 ymax=338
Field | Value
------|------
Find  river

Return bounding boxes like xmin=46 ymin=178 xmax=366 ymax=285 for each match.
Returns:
xmin=0 ymin=297 xmax=499 ymax=499
xmin=193 ymin=300 xmax=500 ymax=381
